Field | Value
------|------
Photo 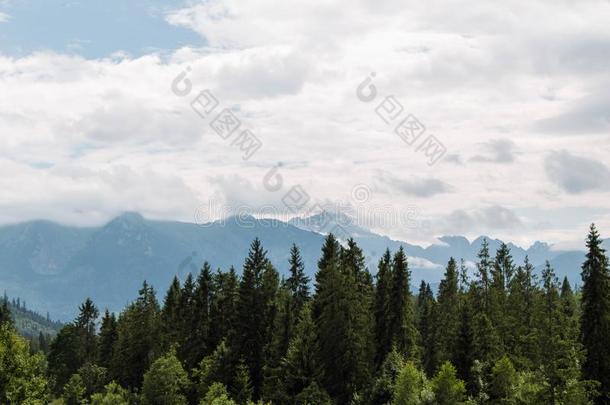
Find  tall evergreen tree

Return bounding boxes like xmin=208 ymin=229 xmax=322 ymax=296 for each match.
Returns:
xmin=97 ymin=310 xmax=117 ymax=370
xmin=489 ymin=243 xmax=513 ymax=354
xmin=234 ymin=238 xmax=271 ymax=400
xmin=436 ymin=258 xmax=460 ymax=367
xmin=388 ymin=247 xmax=418 ymax=359
xmin=416 ymin=281 xmax=437 ymax=376
xmin=286 ymin=244 xmax=310 ymax=314
xmin=161 ymin=276 xmax=182 ymax=350
xmin=506 ymin=257 xmax=538 ymax=368
xmin=580 ymin=224 xmax=610 ymax=403
xmin=186 ymin=262 xmax=213 ymax=369
xmin=282 ymin=304 xmax=326 ymax=402
xmin=111 ymin=281 xmax=161 ymax=388
xmin=374 ymin=249 xmax=393 ymax=367
xmin=475 ymin=238 xmax=491 ymax=312
xmin=314 ymin=234 xmax=372 ymax=403
xmin=209 ymin=267 xmax=239 ymax=351
xmin=76 ymin=298 xmax=99 ymax=365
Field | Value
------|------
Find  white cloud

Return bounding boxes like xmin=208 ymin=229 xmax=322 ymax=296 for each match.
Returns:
xmin=1 ymin=0 xmax=610 ymax=247
xmin=0 ymin=12 xmax=9 ymax=22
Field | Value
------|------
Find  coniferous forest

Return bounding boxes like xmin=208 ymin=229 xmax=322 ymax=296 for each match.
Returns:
xmin=1 ymin=224 xmax=610 ymax=405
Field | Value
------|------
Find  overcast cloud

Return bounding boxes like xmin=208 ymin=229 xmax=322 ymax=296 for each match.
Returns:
xmin=0 ymin=0 xmax=609 ymax=247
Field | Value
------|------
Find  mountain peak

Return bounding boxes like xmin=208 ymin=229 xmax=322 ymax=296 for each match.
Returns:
xmin=114 ymin=212 xmax=145 ymax=223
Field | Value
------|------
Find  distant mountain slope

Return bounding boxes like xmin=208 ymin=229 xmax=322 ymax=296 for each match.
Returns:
xmin=0 ymin=212 xmax=602 ymax=319
xmin=3 ymin=297 xmax=63 ymax=338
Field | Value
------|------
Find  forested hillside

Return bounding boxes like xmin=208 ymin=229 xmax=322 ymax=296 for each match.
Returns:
xmin=1 ymin=225 xmax=609 ymax=404
xmin=3 ymin=293 xmax=62 ymax=338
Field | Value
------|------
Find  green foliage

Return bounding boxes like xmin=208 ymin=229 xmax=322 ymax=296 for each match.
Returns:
xmin=141 ymin=349 xmax=189 ymax=405
xmin=233 ymin=238 xmax=275 ymax=400
xmin=78 ymin=362 xmax=108 ymax=399
xmin=314 ymin=235 xmax=373 ymax=403
xmin=90 ymin=382 xmax=130 ymax=405
xmin=436 ymin=258 xmax=461 ymax=367
xmin=202 ymin=382 xmax=237 ymax=405
xmin=393 ymin=361 xmax=429 ymax=405
xmin=282 ymin=303 xmax=324 ymax=401
xmin=374 ymin=249 xmax=393 ymax=367
xmin=580 ymin=224 xmax=610 ymax=403
xmin=0 ymin=323 xmax=50 ymax=404
xmin=431 ymin=362 xmax=466 ymax=405
xmin=195 ymin=340 xmax=233 ymax=399
xmin=5 ymin=229 xmax=608 ymax=405
xmin=232 ymin=361 xmax=253 ymax=405
xmin=389 ymin=247 xmax=419 ymax=359
xmin=370 ymin=348 xmax=404 ymax=404
xmin=489 ymin=356 xmax=517 ymax=404
xmin=111 ymin=281 xmax=161 ymax=388
xmin=97 ymin=310 xmax=117 ymax=370
xmin=62 ymin=373 xmax=85 ymax=405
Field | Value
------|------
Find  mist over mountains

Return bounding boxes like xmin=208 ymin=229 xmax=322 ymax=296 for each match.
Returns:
xmin=0 ymin=211 xmax=600 ymax=319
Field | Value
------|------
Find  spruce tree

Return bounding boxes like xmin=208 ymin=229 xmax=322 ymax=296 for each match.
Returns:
xmin=286 ymin=244 xmax=310 ymax=314
xmin=314 ymin=234 xmax=372 ymax=403
xmin=506 ymin=257 xmax=538 ymax=368
xmin=489 ymin=243 xmax=513 ymax=354
xmin=97 ymin=310 xmax=117 ymax=370
xmin=475 ymin=238 xmax=491 ymax=312
xmin=580 ymin=224 xmax=610 ymax=403
xmin=234 ymin=238 xmax=271 ymax=400
xmin=282 ymin=304 xmax=325 ymax=401
xmin=389 ymin=247 xmax=418 ymax=359
xmin=436 ymin=258 xmax=460 ymax=367
xmin=111 ymin=281 xmax=161 ymax=388
xmin=209 ymin=267 xmax=239 ymax=351
xmin=161 ymin=276 xmax=182 ymax=350
xmin=416 ymin=281 xmax=437 ymax=376
xmin=76 ymin=298 xmax=99 ymax=365
xmin=188 ymin=262 xmax=213 ymax=368
xmin=374 ymin=249 xmax=393 ymax=367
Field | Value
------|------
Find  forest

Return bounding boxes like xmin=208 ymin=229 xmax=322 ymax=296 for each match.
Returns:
xmin=0 ymin=224 xmax=609 ymax=405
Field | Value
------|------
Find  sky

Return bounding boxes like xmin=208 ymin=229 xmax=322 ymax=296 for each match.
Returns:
xmin=0 ymin=0 xmax=609 ymax=249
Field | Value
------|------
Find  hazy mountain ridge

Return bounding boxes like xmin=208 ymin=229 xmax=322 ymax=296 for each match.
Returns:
xmin=0 ymin=212 xmax=602 ymax=319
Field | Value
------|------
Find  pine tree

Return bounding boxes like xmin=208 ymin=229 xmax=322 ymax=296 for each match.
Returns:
xmin=453 ymin=286 xmax=475 ymax=388
xmin=580 ymin=224 xmax=610 ymax=403
xmin=286 ymin=244 xmax=310 ymax=314
xmin=232 ymin=361 xmax=253 ymax=405
xmin=141 ymin=349 xmax=189 ymax=405
xmin=76 ymin=298 xmax=99 ymax=365
xmin=111 ymin=281 xmax=161 ymax=388
xmin=389 ymin=247 xmax=418 ymax=359
xmin=559 ymin=277 xmax=578 ymax=343
xmin=314 ymin=234 xmax=372 ymax=403
xmin=431 ymin=362 xmax=466 ymax=405
xmin=436 ymin=258 xmax=460 ymax=367
xmin=282 ymin=304 xmax=325 ymax=401
xmin=489 ymin=243 xmax=513 ymax=354
xmin=539 ymin=261 xmax=562 ymax=404
xmin=234 ymin=238 xmax=271 ymax=400
xmin=475 ymin=238 xmax=491 ymax=312
xmin=176 ymin=273 xmax=195 ymax=364
xmin=0 ymin=300 xmax=11 ymax=327
xmin=186 ymin=262 xmax=213 ymax=369
xmin=209 ymin=267 xmax=239 ymax=351
xmin=161 ymin=276 xmax=182 ymax=350
xmin=97 ymin=310 xmax=117 ymax=369
xmin=416 ymin=281 xmax=437 ymax=376
xmin=374 ymin=249 xmax=393 ymax=367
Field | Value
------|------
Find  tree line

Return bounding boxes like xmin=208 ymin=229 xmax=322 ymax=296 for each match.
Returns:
xmin=0 ymin=224 xmax=609 ymax=404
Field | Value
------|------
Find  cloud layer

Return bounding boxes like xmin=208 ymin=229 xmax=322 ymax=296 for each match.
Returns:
xmin=1 ymin=0 xmax=610 ymax=247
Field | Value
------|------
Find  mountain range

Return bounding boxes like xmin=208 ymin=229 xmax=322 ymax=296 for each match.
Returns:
xmin=0 ymin=212 xmax=603 ymax=320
